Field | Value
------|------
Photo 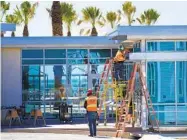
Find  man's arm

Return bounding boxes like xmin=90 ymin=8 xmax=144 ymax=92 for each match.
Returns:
xmin=84 ymin=100 xmax=87 ymax=109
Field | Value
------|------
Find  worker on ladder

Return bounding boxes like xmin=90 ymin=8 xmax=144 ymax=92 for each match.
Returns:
xmin=113 ymin=45 xmax=130 ymax=82
xmin=84 ymin=89 xmax=99 ymax=137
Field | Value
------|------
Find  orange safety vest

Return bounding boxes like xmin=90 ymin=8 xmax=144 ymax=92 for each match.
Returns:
xmin=86 ymin=96 xmax=97 ymax=112
xmin=114 ymin=50 xmax=125 ymax=62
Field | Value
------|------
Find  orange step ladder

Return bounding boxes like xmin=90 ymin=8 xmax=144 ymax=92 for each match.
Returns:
xmin=115 ymin=63 xmax=159 ymax=138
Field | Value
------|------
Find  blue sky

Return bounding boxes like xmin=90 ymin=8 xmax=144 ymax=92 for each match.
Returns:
xmin=4 ymin=1 xmax=187 ymax=37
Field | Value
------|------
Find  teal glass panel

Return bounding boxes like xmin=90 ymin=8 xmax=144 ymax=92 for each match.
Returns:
xmin=45 ymin=65 xmax=66 ymax=90
xmin=90 ymin=59 xmax=107 ymax=64
xmin=147 ymin=62 xmax=158 ymax=103
xmin=176 ymin=61 xmax=187 ymax=103
xmin=176 ymin=41 xmax=187 ymax=51
xmin=147 ymin=42 xmax=175 ymax=51
xmin=67 ymin=49 xmax=88 ymax=58
xmin=152 ymin=105 xmax=175 ymax=112
xmin=147 ymin=42 xmax=158 ymax=51
xmin=147 ymin=62 xmax=175 ymax=103
xmin=112 ymin=49 xmax=118 ymax=57
xmin=45 ymin=59 xmax=66 ymax=64
xmin=70 ymin=75 xmax=88 ymax=97
xmin=154 ymin=112 xmax=176 ymax=125
xmin=90 ymin=49 xmax=111 ymax=58
xmin=22 ymin=65 xmax=44 ymax=92
xmin=45 ymin=49 xmax=66 ymax=58
xmin=160 ymin=42 xmax=175 ymax=51
xmin=177 ymin=111 xmax=187 ymax=125
xmin=133 ymin=47 xmax=141 ymax=52
xmin=22 ymin=50 xmax=43 ymax=58
xmin=22 ymin=60 xmax=43 ymax=64
xmin=68 ymin=59 xmax=86 ymax=64
xmin=71 ymin=65 xmax=87 ymax=75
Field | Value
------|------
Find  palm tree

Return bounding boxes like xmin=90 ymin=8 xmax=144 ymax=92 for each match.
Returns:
xmin=106 ymin=11 xmax=121 ymax=29
xmin=0 ymin=1 xmax=10 ymax=22
xmin=78 ymin=6 xmax=104 ymax=36
xmin=1 ymin=1 xmax=10 ymax=37
xmin=14 ymin=1 xmax=38 ymax=36
xmin=118 ymin=1 xmax=136 ymax=26
xmin=46 ymin=2 xmax=77 ymax=36
xmin=136 ymin=9 xmax=160 ymax=25
xmin=63 ymin=9 xmax=77 ymax=36
xmin=5 ymin=14 xmax=21 ymax=37
xmin=50 ymin=1 xmax=62 ymax=36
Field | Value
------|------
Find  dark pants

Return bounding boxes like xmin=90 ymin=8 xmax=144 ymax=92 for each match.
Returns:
xmin=114 ymin=62 xmax=124 ymax=81
xmin=87 ymin=111 xmax=97 ymax=136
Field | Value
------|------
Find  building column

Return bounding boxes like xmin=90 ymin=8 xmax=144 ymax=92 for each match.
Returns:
xmin=140 ymin=39 xmax=148 ymax=130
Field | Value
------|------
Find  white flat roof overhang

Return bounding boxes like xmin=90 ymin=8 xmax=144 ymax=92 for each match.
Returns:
xmin=129 ymin=52 xmax=187 ymax=61
xmin=1 ymin=36 xmax=118 ymax=48
xmin=109 ymin=25 xmax=187 ymax=41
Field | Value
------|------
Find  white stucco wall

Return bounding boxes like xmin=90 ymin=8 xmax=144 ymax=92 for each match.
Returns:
xmin=1 ymin=48 xmax=22 ymax=107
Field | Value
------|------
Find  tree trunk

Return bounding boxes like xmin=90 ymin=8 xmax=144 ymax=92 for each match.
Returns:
xmin=1 ymin=32 xmax=4 ymax=37
xmin=11 ymin=31 xmax=15 ymax=37
xmin=91 ymin=27 xmax=98 ymax=36
xmin=67 ymin=31 xmax=71 ymax=36
xmin=23 ymin=24 xmax=29 ymax=36
xmin=51 ymin=1 xmax=63 ymax=36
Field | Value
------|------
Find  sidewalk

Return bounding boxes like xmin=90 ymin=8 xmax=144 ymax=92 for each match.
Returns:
xmin=1 ymin=133 xmax=125 ymax=140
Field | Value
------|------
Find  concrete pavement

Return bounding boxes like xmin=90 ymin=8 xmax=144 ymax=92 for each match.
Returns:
xmin=1 ymin=133 xmax=125 ymax=140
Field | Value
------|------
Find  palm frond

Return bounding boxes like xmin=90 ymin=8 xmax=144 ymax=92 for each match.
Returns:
xmin=77 ymin=20 xmax=83 ymax=25
xmin=136 ymin=17 xmax=142 ymax=24
xmin=80 ymin=28 xmax=84 ymax=35
xmin=97 ymin=20 xmax=105 ymax=27
xmin=85 ymin=29 xmax=91 ymax=36
xmin=46 ymin=8 xmax=52 ymax=17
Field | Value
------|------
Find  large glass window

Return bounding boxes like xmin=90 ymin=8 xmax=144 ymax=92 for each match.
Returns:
xmin=147 ymin=62 xmax=175 ymax=103
xmin=147 ymin=61 xmax=187 ymax=125
xmin=176 ymin=61 xmax=187 ymax=103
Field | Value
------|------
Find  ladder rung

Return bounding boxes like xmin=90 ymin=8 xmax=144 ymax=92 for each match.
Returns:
xmin=118 ymin=122 xmax=124 ymax=125
xmin=116 ymin=130 xmax=123 ymax=132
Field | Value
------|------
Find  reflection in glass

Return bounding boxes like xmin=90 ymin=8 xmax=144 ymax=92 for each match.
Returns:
xmin=45 ymin=49 xmax=66 ymax=58
xmin=90 ymin=49 xmax=111 ymax=58
xmin=176 ymin=62 xmax=187 ymax=103
xmin=71 ymin=65 xmax=87 ymax=75
xmin=147 ymin=41 xmax=175 ymax=51
xmin=22 ymin=49 xmax=43 ymax=58
xmin=53 ymin=65 xmax=64 ymax=89
xmin=155 ymin=112 xmax=176 ymax=125
xmin=22 ymin=65 xmax=44 ymax=92
xmin=67 ymin=49 xmax=88 ymax=58
xmin=147 ymin=62 xmax=175 ymax=103
xmin=176 ymin=41 xmax=187 ymax=51
xmin=71 ymin=76 xmax=87 ymax=97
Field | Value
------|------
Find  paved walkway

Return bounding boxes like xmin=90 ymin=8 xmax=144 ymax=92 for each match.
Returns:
xmin=1 ymin=133 xmax=125 ymax=140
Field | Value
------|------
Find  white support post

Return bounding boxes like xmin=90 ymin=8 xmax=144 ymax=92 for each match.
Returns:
xmin=140 ymin=40 xmax=148 ymax=130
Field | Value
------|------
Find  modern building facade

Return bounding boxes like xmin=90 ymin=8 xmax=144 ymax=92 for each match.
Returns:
xmin=1 ymin=23 xmax=187 ymax=128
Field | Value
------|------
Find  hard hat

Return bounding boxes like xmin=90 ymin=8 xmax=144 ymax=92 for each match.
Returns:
xmin=118 ymin=45 xmax=124 ymax=51
xmin=87 ymin=89 xmax=92 ymax=96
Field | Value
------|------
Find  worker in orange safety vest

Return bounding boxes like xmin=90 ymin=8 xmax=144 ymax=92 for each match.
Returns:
xmin=113 ymin=45 xmax=130 ymax=82
xmin=84 ymin=89 xmax=98 ymax=137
